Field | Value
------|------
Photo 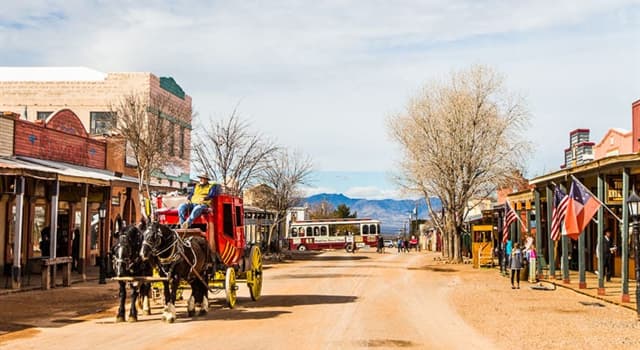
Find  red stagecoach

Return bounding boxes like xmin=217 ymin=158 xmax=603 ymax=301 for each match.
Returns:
xmin=155 ymin=193 xmax=263 ymax=308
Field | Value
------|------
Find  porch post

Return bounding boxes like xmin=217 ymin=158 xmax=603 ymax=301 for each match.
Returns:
xmin=11 ymin=176 xmax=25 ymax=289
xmin=598 ymin=174 xmax=605 ymax=295
xmin=578 ymin=223 xmax=586 ymax=288
xmin=78 ymin=184 xmax=91 ymax=281
xmin=546 ymin=185 xmax=555 ymax=279
xmin=622 ymin=168 xmax=630 ymax=302
xmin=49 ymin=180 xmax=59 ymax=288
xmin=534 ymin=189 xmax=542 ymax=279
xmin=79 ymin=184 xmax=88 ymax=281
xmin=561 ymin=183 xmax=570 ymax=283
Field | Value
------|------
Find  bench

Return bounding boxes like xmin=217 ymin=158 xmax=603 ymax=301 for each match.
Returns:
xmin=41 ymin=256 xmax=73 ymax=290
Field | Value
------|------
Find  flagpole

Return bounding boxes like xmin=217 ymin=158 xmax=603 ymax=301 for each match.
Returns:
xmin=570 ymin=175 xmax=622 ymax=223
xmin=506 ymin=199 xmax=528 ymax=233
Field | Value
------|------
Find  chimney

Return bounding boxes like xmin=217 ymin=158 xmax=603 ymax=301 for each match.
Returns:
xmin=633 ymin=99 xmax=640 ymax=153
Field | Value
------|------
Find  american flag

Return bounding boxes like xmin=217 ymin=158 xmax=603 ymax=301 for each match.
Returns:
xmin=502 ymin=201 xmax=517 ymax=243
xmin=550 ymin=187 xmax=569 ymax=241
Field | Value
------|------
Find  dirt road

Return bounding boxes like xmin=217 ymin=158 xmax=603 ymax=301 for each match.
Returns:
xmin=1 ymin=250 xmax=639 ymax=349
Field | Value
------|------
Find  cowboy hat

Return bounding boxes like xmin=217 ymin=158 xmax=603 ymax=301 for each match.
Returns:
xmin=197 ymin=173 xmax=210 ymax=180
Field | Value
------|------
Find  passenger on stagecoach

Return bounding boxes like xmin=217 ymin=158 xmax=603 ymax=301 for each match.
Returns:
xmin=178 ymin=173 xmax=219 ymax=229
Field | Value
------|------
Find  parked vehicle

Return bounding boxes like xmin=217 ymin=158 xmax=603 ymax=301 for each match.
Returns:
xmin=384 ymin=239 xmax=395 ymax=248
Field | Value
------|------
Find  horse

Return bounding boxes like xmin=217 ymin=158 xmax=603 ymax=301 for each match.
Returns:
xmin=140 ymin=221 xmax=213 ymax=323
xmin=111 ymin=218 xmax=153 ymax=323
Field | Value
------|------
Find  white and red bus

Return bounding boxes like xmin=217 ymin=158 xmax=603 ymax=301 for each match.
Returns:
xmin=287 ymin=218 xmax=382 ymax=252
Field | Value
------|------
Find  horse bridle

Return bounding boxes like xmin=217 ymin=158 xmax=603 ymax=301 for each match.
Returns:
xmin=113 ymin=234 xmax=137 ymax=273
xmin=143 ymin=223 xmax=183 ymax=266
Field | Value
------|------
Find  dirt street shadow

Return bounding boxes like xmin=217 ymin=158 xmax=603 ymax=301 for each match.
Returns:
xmin=249 ymin=294 xmax=358 ymax=308
xmin=271 ymin=273 xmax=371 ymax=279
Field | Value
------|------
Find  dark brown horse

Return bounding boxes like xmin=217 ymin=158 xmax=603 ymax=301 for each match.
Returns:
xmin=139 ymin=221 xmax=213 ymax=323
xmin=111 ymin=218 xmax=153 ymax=322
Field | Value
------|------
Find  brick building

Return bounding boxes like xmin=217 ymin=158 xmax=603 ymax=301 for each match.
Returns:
xmin=0 ymin=67 xmax=194 ymax=289
xmin=0 ymin=67 xmax=193 ymax=188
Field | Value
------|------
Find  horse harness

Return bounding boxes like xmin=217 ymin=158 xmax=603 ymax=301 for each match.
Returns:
xmin=147 ymin=226 xmax=211 ymax=290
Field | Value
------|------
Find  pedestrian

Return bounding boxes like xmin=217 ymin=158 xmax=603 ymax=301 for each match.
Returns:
xmin=527 ymin=244 xmax=537 ymax=283
xmin=404 ymin=238 xmax=410 ymax=253
xmin=72 ymin=228 xmax=80 ymax=272
xmin=40 ymin=226 xmax=51 ymax=258
xmin=510 ymin=242 xmax=524 ymax=289
xmin=504 ymin=239 xmax=512 ymax=276
xmin=397 ymin=237 xmax=403 ymax=253
xmin=376 ymin=235 xmax=384 ymax=254
xmin=603 ymin=229 xmax=616 ymax=281
xmin=410 ymin=235 xmax=418 ymax=252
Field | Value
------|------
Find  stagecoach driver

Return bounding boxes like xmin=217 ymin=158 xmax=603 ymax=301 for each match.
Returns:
xmin=178 ymin=173 xmax=219 ymax=229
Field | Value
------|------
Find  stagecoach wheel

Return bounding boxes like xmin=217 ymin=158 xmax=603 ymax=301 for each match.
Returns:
xmin=248 ymin=245 xmax=263 ymax=301
xmin=225 ymin=267 xmax=237 ymax=308
xmin=297 ymin=244 xmax=307 ymax=252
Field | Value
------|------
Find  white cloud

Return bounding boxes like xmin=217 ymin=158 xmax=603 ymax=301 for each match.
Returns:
xmin=1 ymin=0 xmax=639 ymax=182
xmin=299 ymin=185 xmax=336 ymax=197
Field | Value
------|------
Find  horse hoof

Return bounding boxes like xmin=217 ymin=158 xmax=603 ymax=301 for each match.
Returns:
xmin=166 ymin=317 xmax=175 ymax=324
xmin=198 ymin=309 xmax=207 ymax=316
xmin=128 ymin=316 xmax=138 ymax=323
xmin=187 ymin=310 xmax=195 ymax=317
xmin=144 ymin=309 xmax=151 ymax=316
xmin=115 ymin=316 xmax=125 ymax=323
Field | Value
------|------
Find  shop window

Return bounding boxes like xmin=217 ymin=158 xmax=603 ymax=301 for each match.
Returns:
xmin=179 ymin=127 xmax=185 ymax=158
xmin=168 ymin=123 xmax=175 ymax=156
xmin=37 ymin=111 xmax=52 ymax=120
xmin=90 ymin=112 xmax=113 ymax=135
xmin=32 ymin=206 xmax=47 ymax=257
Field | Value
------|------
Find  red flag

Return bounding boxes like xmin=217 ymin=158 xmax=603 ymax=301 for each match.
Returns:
xmin=564 ymin=180 xmax=601 ymax=240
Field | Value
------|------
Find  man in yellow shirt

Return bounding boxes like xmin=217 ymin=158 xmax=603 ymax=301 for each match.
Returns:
xmin=178 ymin=174 xmax=219 ymax=229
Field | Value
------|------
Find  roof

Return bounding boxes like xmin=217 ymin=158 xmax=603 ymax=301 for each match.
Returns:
xmin=0 ymin=156 xmax=138 ymax=185
xmin=0 ymin=67 xmax=107 ymax=82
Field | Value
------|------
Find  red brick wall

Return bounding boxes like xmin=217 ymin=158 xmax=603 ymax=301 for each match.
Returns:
xmin=14 ymin=113 xmax=106 ymax=168
xmin=45 ymin=109 xmax=89 ymax=138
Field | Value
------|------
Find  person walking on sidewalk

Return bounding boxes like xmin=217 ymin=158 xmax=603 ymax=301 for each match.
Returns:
xmin=510 ymin=243 xmax=524 ymax=289
xmin=527 ymin=245 xmax=537 ymax=283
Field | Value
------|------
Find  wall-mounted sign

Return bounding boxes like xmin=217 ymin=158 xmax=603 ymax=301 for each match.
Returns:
xmin=606 ymin=176 xmax=623 ymax=204
xmin=111 ymin=195 xmax=120 ymax=206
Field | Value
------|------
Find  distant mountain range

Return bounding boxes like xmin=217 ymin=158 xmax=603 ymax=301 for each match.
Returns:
xmin=302 ymin=193 xmax=441 ymax=234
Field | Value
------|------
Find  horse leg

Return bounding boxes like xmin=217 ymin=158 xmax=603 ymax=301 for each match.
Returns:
xmin=116 ymin=281 xmax=126 ymax=323
xmin=128 ymin=283 xmax=139 ymax=322
xmin=135 ymin=281 xmax=143 ymax=312
xmin=141 ymin=283 xmax=151 ymax=315
xmin=168 ymin=278 xmax=179 ymax=323
xmin=161 ymin=280 xmax=171 ymax=321
xmin=187 ymin=293 xmax=196 ymax=317
xmin=196 ymin=281 xmax=208 ymax=316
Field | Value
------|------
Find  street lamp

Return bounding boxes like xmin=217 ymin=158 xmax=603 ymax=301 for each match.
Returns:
xmin=98 ymin=203 xmax=107 ymax=284
xmin=626 ymin=190 xmax=640 ymax=319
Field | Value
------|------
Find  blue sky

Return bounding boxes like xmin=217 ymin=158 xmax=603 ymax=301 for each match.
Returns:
xmin=1 ymin=1 xmax=639 ymax=199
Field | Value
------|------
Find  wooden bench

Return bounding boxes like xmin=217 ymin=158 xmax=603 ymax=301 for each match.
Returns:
xmin=41 ymin=256 xmax=73 ymax=290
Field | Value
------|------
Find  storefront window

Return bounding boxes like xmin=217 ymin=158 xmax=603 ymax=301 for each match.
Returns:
xmin=90 ymin=213 xmax=99 ymax=251
xmin=32 ymin=206 xmax=46 ymax=258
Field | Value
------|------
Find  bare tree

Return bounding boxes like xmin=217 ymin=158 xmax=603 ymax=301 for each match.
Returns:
xmin=388 ymin=65 xmax=530 ymax=261
xmin=256 ymin=150 xmax=313 ymax=253
xmin=109 ymin=92 xmax=184 ymax=219
xmin=308 ymin=200 xmax=336 ymax=219
xmin=192 ymin=110 xmax=278 ymax=196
